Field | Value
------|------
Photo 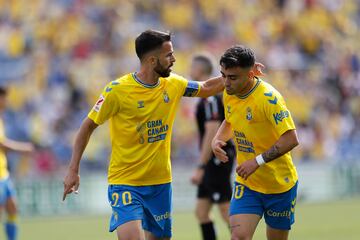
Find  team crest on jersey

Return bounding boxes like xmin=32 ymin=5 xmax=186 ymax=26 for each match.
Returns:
xmin=163 ymin=91 xmax=170 ymax=103
xmin=227 ymin=106 xmax=231 ymax=114
xmin=93 ymin=95 xmax=105 ymax=112
xmin=246 ymin=107 xmax=252 ymax=120
xmin=137 ymin=101 xmax=144 ymax=108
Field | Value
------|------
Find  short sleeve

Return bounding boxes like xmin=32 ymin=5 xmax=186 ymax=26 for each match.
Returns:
xmin=88 ymin=83 xmax=121 ymax=125
xmin=264 ymin=92 xmax=296 ymax=136
xmin=168 ymin=73 xmax=201 ymax=97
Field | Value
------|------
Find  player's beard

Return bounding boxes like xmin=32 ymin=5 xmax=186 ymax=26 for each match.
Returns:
xmin=154 ymin=59 xmax=172 ymax=78
xmin=225 ymin=86 xmax=235 ymax=95
xmin=225 ymin=88 xmax=234 ymax=95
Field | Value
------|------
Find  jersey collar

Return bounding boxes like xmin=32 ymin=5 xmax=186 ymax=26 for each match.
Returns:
xmin=236 ymin=77 xmax=261 ymax=99
xmin=132 ymin=72 xmax=160 ymax=88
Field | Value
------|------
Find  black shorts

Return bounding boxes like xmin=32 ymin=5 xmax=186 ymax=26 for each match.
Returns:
xmin=197 ymin=146 xmax=234 ymax=203
xmin=197 ymin=180 xmax=232 ymax=203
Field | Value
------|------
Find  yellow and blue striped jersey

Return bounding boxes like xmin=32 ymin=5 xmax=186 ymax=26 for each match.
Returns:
xmin=224 ymin=78 xmax=297 ymax=194
xmin=88 ymin=73 xmax=200 ymax=186
xmin=0 ymin=119 xmax=9 ymax=180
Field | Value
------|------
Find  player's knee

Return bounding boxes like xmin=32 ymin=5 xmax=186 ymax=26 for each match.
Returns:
xmin=220 ymin=209 xmax=229 ymax=222
xmin=195 ymin=207 xmax=210 ymax=223
xmin=6 ymin=205 xmax=17 ymax=216
xmin=116 ymin=225 xmax=144 ymax=240
xmin=231 ymin=228 xmax=252 ymax=240
xmin=6 ymin=198 xmax=17 ymax=215
xmin=116 ymin=232 xmax=144 ymax=240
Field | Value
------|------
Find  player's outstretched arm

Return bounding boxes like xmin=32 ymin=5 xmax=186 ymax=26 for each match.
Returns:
xmin=197 ymin=76 xmax=225 ymax=98
xmin=197 ymin=62 xmax=265 ymax=98
xmin=0 ymin=139 xmax=34 ymax=153
xmin=236 ymin=130 xmax=299 ymax=180
xmin=63 ymin=117 xmax=98 ymax=201
xmin=211 ymin=120 xmax=233 ymax=163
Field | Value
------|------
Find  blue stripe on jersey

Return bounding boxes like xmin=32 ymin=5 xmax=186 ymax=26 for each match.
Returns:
xmin=237 ymin=78 xmax=261 ymax=99
xmin=183 ymin=81 xmax=200 ymax=97
xmin=132 ymin=73 xmax=160 ymax=88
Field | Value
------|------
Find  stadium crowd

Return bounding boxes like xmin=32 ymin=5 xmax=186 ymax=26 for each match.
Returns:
xmin=0 ymin=0 xmax=358 ymax=177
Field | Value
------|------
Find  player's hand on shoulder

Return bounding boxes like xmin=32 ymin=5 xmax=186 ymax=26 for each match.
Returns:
xmin=253 ymin=62 xmax=265 ymax=77
xmin=63 ymin=169 xmax=80 ymax=201
xmin=211 ymin=139 xmax=228 ymax=163
xmin=190 ymin=167 xmax=204 ymax=185
xmin=236 ymin=159 xmax=259 ymax=180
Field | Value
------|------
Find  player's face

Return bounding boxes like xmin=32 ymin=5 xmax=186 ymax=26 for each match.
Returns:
xmin=153 ymin=41 xmax=176 ymax=78
xmin=221 ymin=65 xmax=254 ymax=95
xmin=189 ymin=60 xmax=204 ymax=81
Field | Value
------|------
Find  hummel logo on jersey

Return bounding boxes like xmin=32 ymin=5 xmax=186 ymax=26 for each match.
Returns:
xmin=138 ymin=101 xmax=144 ymax=108
xmin=268 ymin=96 xmax=278 ymax=105
xmin=264 ymin=91 xmax=273 ymax=97
xmin=264 ymin=91 xmax=277 ymax=104
xmin=273 ymin=110 xmax=289 ymax=125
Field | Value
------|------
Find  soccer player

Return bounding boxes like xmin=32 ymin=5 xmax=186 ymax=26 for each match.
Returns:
xmin=0 ymin=87 xmax=34 ymax=240
xmin=212 ymin=46 xmax=299 ymax=240
xmin=63 ymin=30 xmax=263 ymax=240
xmin=189 ymin=54 xmax=235 ymax=240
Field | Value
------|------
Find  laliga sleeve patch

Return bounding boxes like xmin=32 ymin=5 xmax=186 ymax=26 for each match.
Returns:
xmin=93 ymin=95 xmax=105 ymax=112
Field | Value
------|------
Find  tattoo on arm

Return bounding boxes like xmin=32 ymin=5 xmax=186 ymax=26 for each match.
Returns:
xmin=262 ymin=145 xmax=281 ymax=163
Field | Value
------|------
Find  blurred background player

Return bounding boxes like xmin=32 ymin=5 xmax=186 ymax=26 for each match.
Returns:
xmin=212 ymin=46 xmax=299 ymax=240
xmin=190 ymin=54 xmax=235 ymax=240
xmin=0 ymin=87 xmax=34 ymax=240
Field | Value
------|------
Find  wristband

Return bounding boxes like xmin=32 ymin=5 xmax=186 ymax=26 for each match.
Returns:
xmin=255 ymin=154 xmax=266 ymax=166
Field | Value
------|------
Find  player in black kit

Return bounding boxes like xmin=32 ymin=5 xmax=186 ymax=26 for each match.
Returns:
xmin=190 ymin=54 xmax=235 ymax=240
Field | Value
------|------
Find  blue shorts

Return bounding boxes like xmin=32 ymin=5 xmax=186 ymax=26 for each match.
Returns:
xmin=0 ymin=177 xmax=16 ymax=205
xmin=229 ymin=181 xmax=298 ymax=230
xmin=108 ymin=183 xmax=172 ymax=238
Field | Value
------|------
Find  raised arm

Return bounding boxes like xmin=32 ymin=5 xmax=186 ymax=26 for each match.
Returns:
xmin=211 ymin=120 xmax=233 ymax=163
xmin=197 ymin=76 xmax=225 ymax=98
xmin=0 ymin=139 xmax=33 ymax=153
xmin=63 ymin=117 xmax=98 ymax=200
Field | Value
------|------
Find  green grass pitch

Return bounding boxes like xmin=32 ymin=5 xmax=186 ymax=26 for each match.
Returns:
xmin=4 ymin=198 xmax=360 ymax=240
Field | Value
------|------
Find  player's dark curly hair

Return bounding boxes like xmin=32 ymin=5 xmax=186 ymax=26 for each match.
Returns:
xmin=220 ymin=45 xmax=255 ymax=69
xmin=135 ymin=30 xmax=171 ymax=61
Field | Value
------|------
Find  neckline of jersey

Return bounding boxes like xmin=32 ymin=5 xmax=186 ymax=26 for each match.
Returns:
xmin=236 ymin=77 xmax=261 ymax=99
xmin=132 ymin=72 xmax=161 ymax=88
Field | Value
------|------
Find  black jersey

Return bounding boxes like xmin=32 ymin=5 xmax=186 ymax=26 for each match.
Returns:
xmin=195 ymin=95 xmax=235 ymax=185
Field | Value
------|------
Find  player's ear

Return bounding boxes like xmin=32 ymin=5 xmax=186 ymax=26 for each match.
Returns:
xmin=148 ymin=55 xmax=157 ymax=66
